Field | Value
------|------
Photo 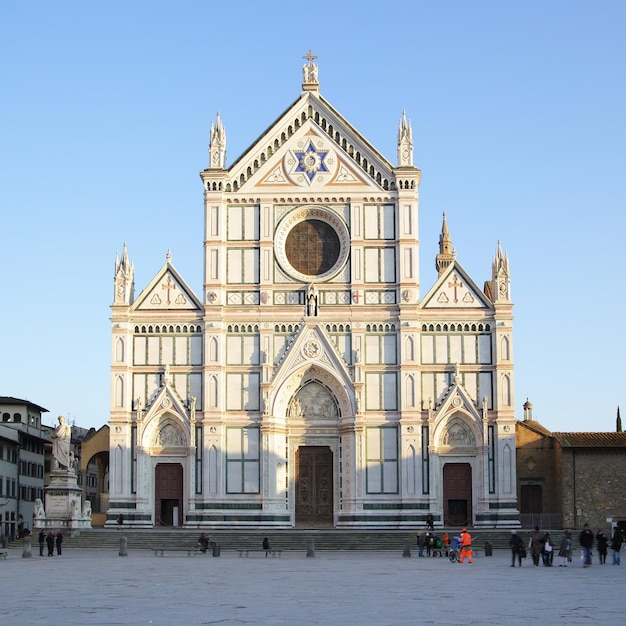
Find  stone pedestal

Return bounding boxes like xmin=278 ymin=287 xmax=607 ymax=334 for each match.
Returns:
xmin=34 ymin=470 xmax=92 ymax=533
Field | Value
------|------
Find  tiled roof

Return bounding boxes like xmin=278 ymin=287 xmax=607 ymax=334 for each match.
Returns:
xmin=0 ymin=396 xmax=49 ymax=413
xmin=552 ymin=432 xmax=626 ymax=448
xmin=517 ymin=420 xmax=553 ymax=437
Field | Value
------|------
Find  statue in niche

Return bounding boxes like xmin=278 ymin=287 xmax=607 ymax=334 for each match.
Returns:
xmin=50 ymin=415 xmax=71 ymax=470
xmin=306 ymin=283 xmax=318 ymax=316
xmin=83 ymin=500 xmax=92 ymax=518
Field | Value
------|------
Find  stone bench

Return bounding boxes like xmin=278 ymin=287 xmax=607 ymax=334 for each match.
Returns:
xmin=153 ymin=547 xmax=205 ymax=557
xmin=236 ymin=548 xmax=282 ymax=557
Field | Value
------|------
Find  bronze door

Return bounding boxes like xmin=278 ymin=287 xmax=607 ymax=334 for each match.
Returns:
xmin=443 ymin=463 xmax=472 ymax=526
xmin=155 ymin=463 xmax=183 ymax=526
xmin=296 ymin=446 xmax=333 ymax=526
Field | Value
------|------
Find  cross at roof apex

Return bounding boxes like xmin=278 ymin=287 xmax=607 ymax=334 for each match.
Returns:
xmin=302 ymin=49 xmax=319 ymax=92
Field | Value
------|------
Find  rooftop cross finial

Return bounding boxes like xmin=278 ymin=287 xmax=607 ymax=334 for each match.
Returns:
xmin=302 ymin=50 xmax=319 ymax=89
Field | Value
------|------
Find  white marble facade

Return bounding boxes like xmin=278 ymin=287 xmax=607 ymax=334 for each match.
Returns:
xmin=107 ymin=55 xmax=519 ymax=528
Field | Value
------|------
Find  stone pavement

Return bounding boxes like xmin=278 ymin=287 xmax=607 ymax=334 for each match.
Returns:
xmin=1 ymin=545 xmax=623 ymax=625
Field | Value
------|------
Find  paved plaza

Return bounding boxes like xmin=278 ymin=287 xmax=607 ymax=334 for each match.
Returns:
xmin=1 ymin=545 xmax=624 ymax=625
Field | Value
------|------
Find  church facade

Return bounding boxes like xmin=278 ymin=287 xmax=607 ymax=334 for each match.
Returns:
xmin=107 ymin=56 xmax=519 ymax=528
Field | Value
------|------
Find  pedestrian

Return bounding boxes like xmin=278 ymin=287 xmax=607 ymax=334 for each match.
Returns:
xmin=262 ymin=537 xmax=271 ymax=556
xmin=55 ymin=529 xmax=63 ymax=556
xmin=425 ymin=532 xmax=433 ymax=557
xmin=198 ymin=532 xmax=210 ymax=553
xmin=46 ymin=530 xmax=55 ymax=557
xmin=38 ymin=529 xmax=46 ymax=557
xmin=580 ymin=523 xmax=594 ymax=567
xmin=611 ymin=526 xmax=623 ymax=565
xmin=509 ymin=530 xmax=524 ymax=567
xmin=442 ymin=532 xmax=450 ymax=556
xmin=558 ymin=529 xmax=571 ymax=566
xmin=458 ymin=528 xmax=473 ymax=563
xmin=595 ymin=529 xmax=608 ymax=564
xmin=542 ymin=532 xmax=554 ymax=566
xmin=416 ymin=532 xmax=425 ymax=557
xmin=426 ymin=512 xmax=434 ymax=531
xmin=117 ymin=513 xmax=124 ymax=527
xmin=529 ymin=525 xmax=543 ymax=566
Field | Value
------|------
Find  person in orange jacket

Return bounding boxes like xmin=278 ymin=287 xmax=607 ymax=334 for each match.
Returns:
xmin=459 ymin=528 xmax=473 ymax=563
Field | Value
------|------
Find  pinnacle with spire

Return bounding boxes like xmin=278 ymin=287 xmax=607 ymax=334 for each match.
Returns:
xmin=209 ymin=111 xmax=226 ymax=169
xmin=435 ymin=212 xmax=456 ymax=275
xmin=397 ymin=110 xmax=413 ymax=166
xmin=114 ymin=242 xmax=135 ymax=305
xmin=301 ymin=49 xmax=319 ymax=92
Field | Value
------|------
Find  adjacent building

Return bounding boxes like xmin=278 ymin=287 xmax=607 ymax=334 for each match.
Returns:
xmin=107 ymin=56 xmax=519 ymax=528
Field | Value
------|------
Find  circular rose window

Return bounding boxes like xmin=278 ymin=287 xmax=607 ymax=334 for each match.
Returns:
xmin=275 ymin=207 xmax=349 ymax=281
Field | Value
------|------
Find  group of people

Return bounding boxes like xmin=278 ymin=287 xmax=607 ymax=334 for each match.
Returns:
xmin=416 ymin=531 xmax=449 ymax=557
xmin=510 ymin=524 xmax=624 ymax=567
xmin=38 ymin=529 xmax=63 ymax=557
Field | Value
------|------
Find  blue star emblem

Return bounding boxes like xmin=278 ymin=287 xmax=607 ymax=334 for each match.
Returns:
xmin=294 ymin=141 xmax=329 ymax=181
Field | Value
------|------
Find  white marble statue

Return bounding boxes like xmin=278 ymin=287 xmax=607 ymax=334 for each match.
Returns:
xmin=50 ymin=415 xmax=71 ymax=470
xmin=34 ymin=498 xmax=45 ymax=519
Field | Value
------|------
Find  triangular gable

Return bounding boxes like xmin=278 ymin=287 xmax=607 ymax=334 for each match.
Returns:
xmin=431 ymin=381 xmax=484 ymax=446
xmin=133 ymin=262 xmax=202 ymax=311
xmin=420 ymin=261 xmax=492 ymax=310
xmin=270 ymin=321 xmax=352 ymax=391
xmin=227 ymin=92 xmax=395 ymax=193
xmin=143 ymin=380 xmax=190 ymax=426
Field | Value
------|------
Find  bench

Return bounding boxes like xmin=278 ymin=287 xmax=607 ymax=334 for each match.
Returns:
xmin=236 ymin=548 xmax=282 ymax=557
xmin=153 ymin=546 xmax=207 ymax=557
xmin=0 ymin=549 xmax=8 ymax=560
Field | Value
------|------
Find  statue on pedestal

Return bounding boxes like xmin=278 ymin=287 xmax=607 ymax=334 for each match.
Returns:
xmin=50 ymin=415 xmax=71 ymax=470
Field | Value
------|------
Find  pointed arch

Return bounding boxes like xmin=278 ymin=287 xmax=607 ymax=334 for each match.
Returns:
xmin=115 ymin=338 xmax=124 ymax=362
xmin=405 ymin=444 xmax=416 ymax=495
xmin=501 ymin=336 xmax=510 ymax=360
xmin=503 ymin=443 xmax=512 ymax=493
xmin=208 ymin=444 xmax=218 ymax=495
xmin=208 ymin=375 xmax=218 ymax=408
xmin=114 ymin=445 xmax=123 ymax=494
xmin=405 ymin=336 xmax=415 ymax=361
xmin=502 ymin=374 xmax=512 ymax=406
xmin=405 ymin=374 xmax=415 ymax=407
xmin=115 ymin=376 xmax=124 ymax=407
xmin=209 ymin=337 xmax=218 ymax=362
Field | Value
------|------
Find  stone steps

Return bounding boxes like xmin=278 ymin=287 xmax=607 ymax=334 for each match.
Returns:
xmin=20 ymin=528 xmax=540 ymax=552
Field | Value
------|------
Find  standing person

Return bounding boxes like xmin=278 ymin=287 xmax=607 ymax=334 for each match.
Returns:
xmin=611 ymin=526 xmax=623 ymax=565
xmin=55 ymin=530 xmax=63 ymax=556
xmin=580 ymin=523 xmax=594 ymax=567
xmin=595 ymin=529 xmax=608 ymax=564
xmin=425 ymin=532 xmax=433 ymax=557
xmin=426 ymin=512 xmax=434 ymax=531
xmin=542 ymin=532 xmax=554 ymax=566
xmin=442 ymin=532 xmax=450 ymax=557
xmin=262 ymin=537 xmax=272 ymax=556
xmin=509 ymin=530 xmax=524 ymax=567
xmin=458 ymin=528 xmax=473 ymax=563
xmin=529 ymin=525 xmax=543 ymax=566
xmin=558 ymin=529 xmax=572 ymax=567
xmin=38 ymin=529 xmax=46 ymax=557
xmin=46 ymin=530 xmax=55 ymax=557
xmin=416 ymin=532 xmax=425 ymax=557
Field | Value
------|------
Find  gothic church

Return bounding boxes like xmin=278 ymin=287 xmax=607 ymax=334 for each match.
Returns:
xmin=108 ymin=55 xmax=518 ymax=528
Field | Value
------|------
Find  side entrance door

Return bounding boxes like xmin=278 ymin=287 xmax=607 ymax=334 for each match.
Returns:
xmin=155 ymin=463 xmax=183 ymax=526
xmin=443 ymin=462 xmax=472 ymax=526
xmin=295 ymin=446 xmax=333 ymax=527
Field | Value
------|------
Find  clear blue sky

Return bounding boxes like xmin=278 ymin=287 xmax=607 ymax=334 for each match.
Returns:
xmin=2 ymin=1 xmax=624 ymax=431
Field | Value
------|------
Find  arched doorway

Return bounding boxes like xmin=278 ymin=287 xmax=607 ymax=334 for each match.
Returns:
xmin=443 ymin=462 xmax=472 ymax=526
xmin=295 ymin=446 xmax=333 ymax=527
xmin=155 ymin=463 xmax=183 ymax=526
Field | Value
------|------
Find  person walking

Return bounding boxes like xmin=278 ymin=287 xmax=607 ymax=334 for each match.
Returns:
xmin=509 ymin=530 xmax=524 ymax=567
xmin=558 ymin=529 xmax=572 ymax=566
xmin=529 ymin=525 xmax=543 ymax=566
xmin=580 ymin=523 xmax=594 ymax=567
xmin=46 ymin=530 xmax=55 ymax=557
xmin=426 ymin=513 xmax=434 ymax=531
xmin=595 ymin=529 xmax=608 ymax=564
xmin=262 ymin=537 xmax=272 ymax=556
xmin=55 ymin=530 xmax=64 ymax=556
xmin=458 ymin=528 xmax=473 ymax=563
xmin=611 ymin=526 xmax=623 ymax=565
xmin=38 ymin=529 xmax=46 ymax=557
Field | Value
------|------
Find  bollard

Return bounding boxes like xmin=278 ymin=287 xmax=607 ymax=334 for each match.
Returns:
xmin=119 ymin=536 xmax=128 ymax=557
xmin=484 ymin=540 xmax=493 ymax=557
xmin=22 ymin=536 xmax=32 ymax=559
xmin=306 ymin=539 xmax=315 ymax=558
xmin=402 ymin=539 xmax=412 ymax=557
xmin=212 ymin=541 xmax=220 ymax=557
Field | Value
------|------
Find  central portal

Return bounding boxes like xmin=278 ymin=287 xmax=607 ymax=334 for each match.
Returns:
xmin=295 ymin=446 xmax=333 ymax=527
xmin=155 ymin=463 xmax=183 ymax=526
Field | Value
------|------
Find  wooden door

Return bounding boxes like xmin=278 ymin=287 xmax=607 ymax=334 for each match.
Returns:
xmin=443 ymin=463 xmax=472 ymax=526
xmin=296 ymin=447 xmax=333 ymax=526
xmin=155 ymin=463 xmax=183 ymax=526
